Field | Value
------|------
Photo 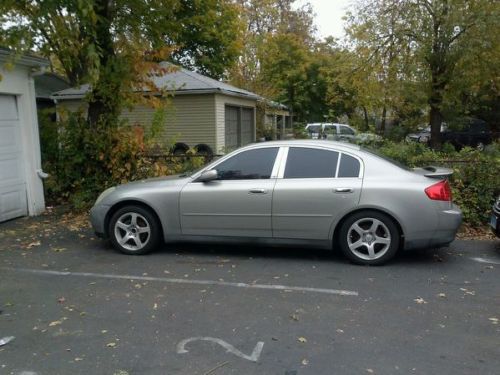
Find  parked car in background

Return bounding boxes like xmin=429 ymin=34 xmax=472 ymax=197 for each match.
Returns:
xmin=406 ymin=118 xmax=493 ymax=150
xmin=491 ymin=196 xmax=500 ymax=238
xmin=90 ymin=140 xmax=462 ymax=265
xmin=306 ymin=123 xmax=356 ymax=141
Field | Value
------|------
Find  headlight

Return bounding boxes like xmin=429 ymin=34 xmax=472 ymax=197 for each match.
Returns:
xmin=95 ymin=187 xmax=116 ymax=205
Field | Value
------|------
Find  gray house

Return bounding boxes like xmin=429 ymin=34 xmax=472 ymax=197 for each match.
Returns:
xmin=51 ymin=66 xmax=264 ymax=154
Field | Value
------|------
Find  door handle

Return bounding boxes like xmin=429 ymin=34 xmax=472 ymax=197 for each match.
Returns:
xmin=249 ymin=188 xmax=268 ymax=194
xmin=334 ymin=188 xmax=353 ymax=193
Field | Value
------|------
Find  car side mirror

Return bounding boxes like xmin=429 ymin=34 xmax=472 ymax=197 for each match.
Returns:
xmin=196 ymin=169 xmax=218 ymax=182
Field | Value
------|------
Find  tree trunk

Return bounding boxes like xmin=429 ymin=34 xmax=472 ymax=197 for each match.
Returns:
xmin=428 ymin=70 xmax=446 ymax=149
xmin=362 ymin=106 xmax=369 ymax=131
xmin=87 ymin=0 xmax=121 ymax=128
xmin=380 ymin=106 xmax=387 ymax=135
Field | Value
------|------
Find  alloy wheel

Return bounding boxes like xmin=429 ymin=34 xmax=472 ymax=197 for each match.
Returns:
xmin=347 ymin=218 xmax=391 ymax=261
xmin=114 ymin=212 xmax=151 ymax=251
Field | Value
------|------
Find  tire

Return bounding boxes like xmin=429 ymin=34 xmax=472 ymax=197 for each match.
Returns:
xmin=338 ymin=211 xmax=400 ymax=265
xmin=108 ymin=205 xmax=161 ymax=255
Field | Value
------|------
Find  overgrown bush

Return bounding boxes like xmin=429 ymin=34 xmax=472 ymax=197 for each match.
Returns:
xmin=374 ymin=140 xmax=500 ymax=226
xmin=41 ymin=113 xmax=205 ymax=210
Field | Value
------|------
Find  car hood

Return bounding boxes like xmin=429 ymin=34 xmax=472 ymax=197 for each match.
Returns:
xmin=115 ymin=174 xmax=186 ymax=189
xmin=96 ymin=174 xmax=190 ymax=206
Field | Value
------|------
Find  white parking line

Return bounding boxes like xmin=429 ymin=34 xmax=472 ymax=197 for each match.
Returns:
xmin=470 ymin=257 xmax=500 ymax=265
xmin=2 ymin=267 xmax=358 ymax=296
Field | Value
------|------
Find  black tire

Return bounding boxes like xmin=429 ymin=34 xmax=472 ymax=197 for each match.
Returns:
xmin=108 ymin=205 xmax=161 ymax=255
xmin=338 ymin=210 xmax=400 ymax=265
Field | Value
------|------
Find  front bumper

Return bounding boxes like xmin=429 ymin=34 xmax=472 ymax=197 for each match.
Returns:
xmin=89 ymin=204 xmax=111 ymax=238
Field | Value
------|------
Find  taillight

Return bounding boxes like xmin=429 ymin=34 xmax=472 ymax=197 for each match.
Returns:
xmin=425 ymin=180 xmax=452 ymax=201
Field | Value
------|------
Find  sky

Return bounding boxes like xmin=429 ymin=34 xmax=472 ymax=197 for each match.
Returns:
xmin=294 ymin=0 xmax=353 ymax=40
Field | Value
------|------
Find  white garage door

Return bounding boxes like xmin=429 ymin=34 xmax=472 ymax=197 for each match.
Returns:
xmin=0 ymin=95 xmax=28 ymax=222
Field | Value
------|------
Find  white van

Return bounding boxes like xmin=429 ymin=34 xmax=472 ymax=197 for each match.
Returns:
xmin=305 ymin=123 xmax=356 ymax=141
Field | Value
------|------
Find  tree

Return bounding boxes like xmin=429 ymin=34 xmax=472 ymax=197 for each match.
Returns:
xmin=0 ymin=0 xmax=242 ymax=127
xmin=229 ymin=0 xmax=319 ymax=120
xmin=345 ymin=0 xmax=499 ymax=147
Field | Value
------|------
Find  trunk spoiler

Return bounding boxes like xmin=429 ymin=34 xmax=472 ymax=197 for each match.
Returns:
xmin=412 ymin=166 xmax=453 ymax=178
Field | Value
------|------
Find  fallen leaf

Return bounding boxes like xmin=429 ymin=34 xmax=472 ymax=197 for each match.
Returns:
xmin=27 ymin=241 xmax=41 ymax=248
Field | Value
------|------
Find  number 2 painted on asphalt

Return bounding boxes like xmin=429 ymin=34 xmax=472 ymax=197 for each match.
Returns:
xmin=176 ymin=337 xmax=264 ymax=362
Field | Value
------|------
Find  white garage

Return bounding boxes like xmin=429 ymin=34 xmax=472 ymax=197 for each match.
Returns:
xmin=0 ymin=49 xmax=47 ymax=222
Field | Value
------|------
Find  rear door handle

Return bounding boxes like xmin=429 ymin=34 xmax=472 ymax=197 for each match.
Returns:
xmin=334 ymin=188 xmax=353 ymax=193
xmin=249 ymin=188 xmax=268 ymax=194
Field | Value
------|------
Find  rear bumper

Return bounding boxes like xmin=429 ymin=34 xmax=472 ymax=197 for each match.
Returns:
xmin=405 ymin=204 xmax=462 ymax=250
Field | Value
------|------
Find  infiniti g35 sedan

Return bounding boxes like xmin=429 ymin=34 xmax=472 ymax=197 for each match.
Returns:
xmin=90 ymin=140 xmax=462 ymax=265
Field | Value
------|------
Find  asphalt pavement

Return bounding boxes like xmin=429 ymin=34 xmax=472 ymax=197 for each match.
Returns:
xmin=0 ymin=216 xmax=499 ymax=375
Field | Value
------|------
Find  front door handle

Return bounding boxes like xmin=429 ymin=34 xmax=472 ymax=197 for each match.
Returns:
xmin=249 ymin=188 xmax=268 ymax=194
xmin=334 ymin=187 xmax=353 ymax=193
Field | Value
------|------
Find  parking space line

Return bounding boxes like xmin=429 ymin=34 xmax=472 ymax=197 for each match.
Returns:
xmin=2 ymin=267 xmax=358 ymax=296
xmin=470 ymin=257 xmax=500 ymax=265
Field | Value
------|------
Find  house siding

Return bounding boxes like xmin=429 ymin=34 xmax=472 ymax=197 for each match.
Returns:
xmin=57 ymin=95 xmax=217 ymax=151
xmin=214 ymin=94 xmax=256 ymax=153
xmin=56 ymin=93 xmax=258 ymax=153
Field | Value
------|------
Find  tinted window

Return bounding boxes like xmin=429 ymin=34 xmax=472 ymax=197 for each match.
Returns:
xmin=307 ymin=125 xmax=320 ymax=133
xmin=340 ymin=126 xmax=355 ymax=135
xmin=215 ymin=148 xmax=278 ymax=180
xmin=338 ymin=154 xmax=360 ymax=177
xmin=284 ymin=148 xmax=339 ymax=179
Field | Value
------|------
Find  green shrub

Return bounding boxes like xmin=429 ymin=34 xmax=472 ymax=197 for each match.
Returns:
xmin=374 ymin=140 xmax=500 ymax=226
xmin=40 ymin=113 xmax=201 ymax=209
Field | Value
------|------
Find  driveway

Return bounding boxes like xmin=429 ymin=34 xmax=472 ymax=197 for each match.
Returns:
xmin=0 ymin=210 xmax=499 ymax=375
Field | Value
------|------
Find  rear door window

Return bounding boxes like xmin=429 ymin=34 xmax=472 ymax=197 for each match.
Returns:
xmin=340 ymin=126 xmax=355 ymax=135
xmin=284 ymin=147 xmax=339 ymax=179
xmin=338 ymin=154 xmax=361 ymax=177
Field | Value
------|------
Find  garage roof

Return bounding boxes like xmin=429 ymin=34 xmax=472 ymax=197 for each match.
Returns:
xmin=52 ymin=63 xmax=261 ymax=101
xmin=0 ymin=47 xmax=49 ymax=67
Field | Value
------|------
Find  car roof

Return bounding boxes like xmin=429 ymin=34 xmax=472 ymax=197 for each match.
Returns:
xmin=241 ymin=140 xmax=361 ymax=152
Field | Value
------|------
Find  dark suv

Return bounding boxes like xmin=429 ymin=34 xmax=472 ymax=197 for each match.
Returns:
xmin=407 ymin=118 xmax=493 ymax=150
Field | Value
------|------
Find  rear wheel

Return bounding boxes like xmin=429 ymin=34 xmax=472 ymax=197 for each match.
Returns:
xmin=339 ymin=211 xmax=400 ymax=265
xmin=109 ymin=205 xmax=161 ymax=255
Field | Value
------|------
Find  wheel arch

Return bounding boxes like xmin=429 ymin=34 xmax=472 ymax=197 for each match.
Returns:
xmin=104 ymin=199 xmax=165 ymax=240
xmin=332 ymin=207 xmax=405 ymax=250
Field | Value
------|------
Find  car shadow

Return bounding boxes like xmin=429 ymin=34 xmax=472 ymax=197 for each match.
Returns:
xmin=150 ymin=241 xmax=452 ymax=267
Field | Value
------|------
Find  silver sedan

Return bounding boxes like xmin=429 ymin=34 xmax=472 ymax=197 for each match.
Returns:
xmin=90 ymin=140 xmax=462 ymax=265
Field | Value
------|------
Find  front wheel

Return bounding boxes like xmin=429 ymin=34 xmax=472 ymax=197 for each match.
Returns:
xmin=338 ymin=211 xmax=400 ymax=265
xmin=108 ymin=205 xmax=161 ymax=255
